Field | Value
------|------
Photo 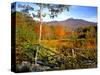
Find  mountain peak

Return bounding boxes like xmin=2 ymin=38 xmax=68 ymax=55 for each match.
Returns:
xmin=45 ymin=18 xmax=97 ymax=29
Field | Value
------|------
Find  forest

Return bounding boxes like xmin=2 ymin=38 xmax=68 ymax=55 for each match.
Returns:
xmin=12 ymin=11 xmax=97 ymax=72
xmin=11 ymin=2 xmax=97 ymax=72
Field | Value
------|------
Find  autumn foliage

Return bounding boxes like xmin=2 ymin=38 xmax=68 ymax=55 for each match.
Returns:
xmin=13 ymin=12 xmax=97 ymax=72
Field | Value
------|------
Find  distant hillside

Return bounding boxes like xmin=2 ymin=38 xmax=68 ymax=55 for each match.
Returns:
xmin=12 ymin=12 xmax=97 ymax=30
xmin=45 ymin=18 xmax=97 ymax=29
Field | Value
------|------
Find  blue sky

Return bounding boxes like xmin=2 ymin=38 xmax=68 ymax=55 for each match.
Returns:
xmin=14 ymin=2 xmax=97 ymax=22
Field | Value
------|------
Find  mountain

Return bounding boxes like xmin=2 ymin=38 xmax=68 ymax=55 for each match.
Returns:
xmin=12 ymin=12 xmax=97 ymax=29
xmin=44 ymin=18 xmax=97 ymax=29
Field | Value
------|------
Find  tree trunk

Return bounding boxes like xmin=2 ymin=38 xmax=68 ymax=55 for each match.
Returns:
xmin=35 ymin=4 xmax=42 ymax=65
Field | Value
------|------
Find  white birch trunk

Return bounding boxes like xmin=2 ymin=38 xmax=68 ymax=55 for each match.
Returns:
xmin=35 ymin=4 xmax=42 ymax=65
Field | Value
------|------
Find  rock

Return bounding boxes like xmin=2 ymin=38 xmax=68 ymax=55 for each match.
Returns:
xmin=17 ymin=61 xmax=31 ymax=72
xmin=31 ymin=64 xmax=51 ymax=72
